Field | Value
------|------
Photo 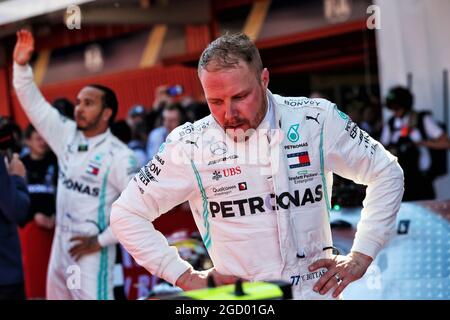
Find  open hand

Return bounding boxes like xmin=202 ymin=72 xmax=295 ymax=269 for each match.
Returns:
xmin=13 ymin=29 xmax=35 ymax=66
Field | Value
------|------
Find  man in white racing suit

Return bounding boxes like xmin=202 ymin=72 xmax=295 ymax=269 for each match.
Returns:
xmin=111 ymin=33 xmax=404 ymax=299
xmin=13 ymin=30 xmax=138 ymax=299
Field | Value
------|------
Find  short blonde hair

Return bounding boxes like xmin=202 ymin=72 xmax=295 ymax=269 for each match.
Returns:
xmin=198 ymin=33 xmax=263 ymax=80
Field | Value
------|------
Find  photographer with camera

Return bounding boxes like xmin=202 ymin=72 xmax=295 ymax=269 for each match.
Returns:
xmin=0 ymin=142 xmax=30 ymax=299
xmin=381 ymin=86 xmax=450 ymax=201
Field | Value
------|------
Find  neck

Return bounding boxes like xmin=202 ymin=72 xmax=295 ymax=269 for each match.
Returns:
xmin=30 ymin=152 xmax=45 ymax=160
xmin=395 ymin=109 xmax=408 ymax=117
xmin=81 ymin=126 xmax=108 ymax=138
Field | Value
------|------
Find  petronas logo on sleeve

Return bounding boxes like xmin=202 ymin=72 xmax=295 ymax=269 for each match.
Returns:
xmin=287 ymin=124 xmax=300 ymax=142
xmin=158 ymin=143 xmax=166 ymax=153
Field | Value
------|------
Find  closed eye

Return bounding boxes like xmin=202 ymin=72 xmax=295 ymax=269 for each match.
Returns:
xmin=233 ymin=92 xmax=249 ymax=101
xmin=208 ymin=99 xmax=223 ymax=106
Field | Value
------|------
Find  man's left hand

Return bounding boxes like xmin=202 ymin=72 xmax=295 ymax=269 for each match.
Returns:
xmin=69 ymin=235 xmax=102 ymax=261
xmin=308 ymin=251 xmax=373 ymax=298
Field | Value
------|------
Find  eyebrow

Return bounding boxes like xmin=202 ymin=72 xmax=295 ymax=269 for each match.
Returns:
xmin=207 ymin=97 xmax=222 ymax=102
xmin=76 ymin=97 xmax=95 ymax=103
xmin=208 ymin=89 xmax=249 ymax=101
xmin=232 ymin=90 xmax=249 ymax=98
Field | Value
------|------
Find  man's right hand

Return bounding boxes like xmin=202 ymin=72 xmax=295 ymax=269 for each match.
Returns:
xmin=34 ymin=212 xmax=56 ymax=230
xmin=175 ymin=268 xmax=239 ymax=291
xmin=13 ymin=29 xmax=35 ymax=66
xmin=7 ymin=153 xmax=26 ymax=178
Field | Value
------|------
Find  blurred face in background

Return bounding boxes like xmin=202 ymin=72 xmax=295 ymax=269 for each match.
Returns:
xmin=27 ymin=130 xmax=48 ymax=159
xmin=127 ymin=114 xmax=145 ymax=129
xmin=127 ymin=105 xmax=146 ymax=130
xmin=163 ymin=108 xmax=181 ymax=134
xmin=199 ymin=60 xmax=269 ymax=140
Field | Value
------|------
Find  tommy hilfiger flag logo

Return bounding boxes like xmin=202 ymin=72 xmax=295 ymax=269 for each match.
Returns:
xmin=287 ymin=152 xmax=310 ymax=169
xmin=86 ymin=164 xmax=100 ymax=176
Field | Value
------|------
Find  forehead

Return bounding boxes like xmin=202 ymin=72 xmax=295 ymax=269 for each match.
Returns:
xmin=78 ymin=86 xmax=104 ymax=99
xmin=30 ymin=130 xmax=42 ymax=139
xmin=30 ymin=130 xmax=41 ymax=138
xmin=199 ymin=62 xmax=256 ymax=97
xmin=163 ymin=108 xmax=180 ymax=117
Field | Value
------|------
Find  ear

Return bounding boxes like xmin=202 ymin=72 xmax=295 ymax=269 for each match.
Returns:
xmin=102 ymin=108 xmax=113 ymax=123
xmin=261 ymin=68 xmax=269 ymax=90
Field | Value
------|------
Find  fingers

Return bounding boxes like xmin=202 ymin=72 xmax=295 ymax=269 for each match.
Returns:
xmin=69 ymin=244 xmax=83 ymax=259
xmin=332 ymin=278 xmax=350 ymax=298
xmin=313 ymin=267 xmax=337 ymax=293
xmin=318 ymin=273 xmax=340 ymax=295
xmin=70 ymin=236 xmax=85 ymax=242
xmin=69 ymin=236 xmax=84 ymax=258
xmin=69 ymin=241 xmax=90 ymax=261
xmin=215 ymin=274 xmax=239 ymax=286
xmin=72 ymin=252 xmax=83 ymax=262
xmin=210 ymin=270 xmax=240 ymax=286
xmin=16 ymin=29 xmax=33 ymax=47
xmin=25 ymin=30 xmax=34 ymax=49
xmin=16 ymin=30 xmax=23 ymax=43
xmin=308 ymin=258 xmax=334 ymax=272
xmin=23 ymin=30 xmax=30 ymax=46
xmin=18 ymin=30 xmax=27 ymax=43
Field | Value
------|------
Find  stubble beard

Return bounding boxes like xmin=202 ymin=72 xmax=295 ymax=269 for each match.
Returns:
xmin=76 ymin=111 xmax=104 ymax=132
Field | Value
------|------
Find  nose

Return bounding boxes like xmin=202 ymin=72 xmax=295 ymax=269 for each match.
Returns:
xmin=75 ymin=103 xmax=84 ymax=113
xmin=224 ymin=101 xmax=238 ymax=122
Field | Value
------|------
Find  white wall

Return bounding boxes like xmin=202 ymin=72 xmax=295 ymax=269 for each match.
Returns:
xmin=375 ymin=0 xmax=450 ymax=199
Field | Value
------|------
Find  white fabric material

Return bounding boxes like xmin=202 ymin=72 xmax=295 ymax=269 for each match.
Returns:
xmin=375 ymin=0 xmax=450 ymax=198
xmin=111 ymin=91 xmax=403 ymax=299
xmin=13 ymin=63 xmax=139 ymax=299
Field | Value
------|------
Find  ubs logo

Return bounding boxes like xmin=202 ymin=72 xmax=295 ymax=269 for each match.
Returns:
xmin=223 ymin=166 xmax=241 ymax=177
xmin=212 ymin=166 xmax=242 ymax=181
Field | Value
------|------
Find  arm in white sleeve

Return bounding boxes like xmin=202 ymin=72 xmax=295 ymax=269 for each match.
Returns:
xmin=98 ymin=146 xmax=140 ymax=248
xmin=111 ymin=134 xmax=196 ymax=285
xmin=324 ymin=102 xmax=404 ymax=259
xmin=13 ymin=62 xmax=75 ymax=157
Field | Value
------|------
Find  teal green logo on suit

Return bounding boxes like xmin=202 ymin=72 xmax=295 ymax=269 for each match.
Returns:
xmin=334 ymin=104 xmax=349 ymax=120
xmin=287 ymin=124 xmax=300 ymax=142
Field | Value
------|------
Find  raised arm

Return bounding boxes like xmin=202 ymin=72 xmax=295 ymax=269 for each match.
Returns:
xmin=12 ymin=29 xmax=75 ymax=157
